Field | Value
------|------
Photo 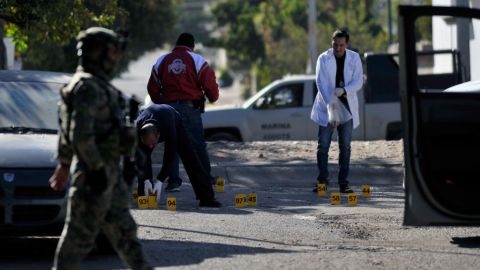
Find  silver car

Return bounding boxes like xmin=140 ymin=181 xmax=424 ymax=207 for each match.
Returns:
xmin=0 ymin=70 xmax=71 ymax=236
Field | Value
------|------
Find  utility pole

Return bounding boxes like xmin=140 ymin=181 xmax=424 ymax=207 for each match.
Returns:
xmin=308 ymin=0 xmax=318 ymax=74
xmin=387 ymin=0 xmax=393 ymax=44
xmin=0 ymin=19 xmax=6 ymax=69
xmin=456 ymin=0 xmax=470 ymax=80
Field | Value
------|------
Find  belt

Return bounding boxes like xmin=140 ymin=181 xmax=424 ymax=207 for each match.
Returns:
xmin=167 ymin=100 xmax=193 ymax=105
xmin=166 ymin=100 xmax=194 ymax=107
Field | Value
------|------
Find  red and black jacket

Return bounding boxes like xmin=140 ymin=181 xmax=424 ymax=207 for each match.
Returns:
xmin=147 ymin=46 xmax=219 ymax=104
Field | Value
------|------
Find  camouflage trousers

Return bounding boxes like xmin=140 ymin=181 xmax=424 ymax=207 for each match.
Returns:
xmin=53 ymin=162 xmax=151 ymax=270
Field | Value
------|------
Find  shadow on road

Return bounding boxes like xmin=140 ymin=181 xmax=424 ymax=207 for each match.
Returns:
xmin=140 ymin=224 xmax=298 ymax=247
xmin=0 ymin=236 xmax=119 ymax=269
xmin=0 ymin=237 xmax=58 ymax=260
xmin=142 ymin=238 xmax=293 ymax=268
xmin=0 ymin=236 xmax=292 ymax=270
xmin=451 ymin=236 xmax=480 ymax=248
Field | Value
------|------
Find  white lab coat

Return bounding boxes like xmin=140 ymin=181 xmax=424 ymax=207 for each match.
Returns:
xmin=310 ymin=48 xmax=363 ymax=128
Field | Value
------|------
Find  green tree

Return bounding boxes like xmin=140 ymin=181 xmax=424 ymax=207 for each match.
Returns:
xmin=211 ymin=0 xmax=265 ymax=68
xmin=114 ymin=0 xmax=178 ymax=73
xmin=212 ymin=0 xmax=389 ymax=93
xmin=328 ymin=0 xmax=388 ymax=53
xmin=255 ymin=0 xmax=309 ymax=87
xmin=1 ymin=0 xmax=178 ymax=73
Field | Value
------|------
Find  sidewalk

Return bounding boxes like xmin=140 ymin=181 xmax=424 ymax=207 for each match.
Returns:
xmin=152 ymin=159 xmax=404 ymax=188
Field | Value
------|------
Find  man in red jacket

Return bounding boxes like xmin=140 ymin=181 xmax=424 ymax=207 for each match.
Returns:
xmin=147 ymin=33 xmax=219 ymax=191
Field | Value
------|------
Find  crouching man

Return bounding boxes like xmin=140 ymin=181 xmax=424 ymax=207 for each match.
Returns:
xmin=136 ymin=104 xmax=221 ymax=207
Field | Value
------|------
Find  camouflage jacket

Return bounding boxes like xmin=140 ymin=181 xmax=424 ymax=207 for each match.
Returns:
xmin=56 ymin=65 xmax=136 ymax=170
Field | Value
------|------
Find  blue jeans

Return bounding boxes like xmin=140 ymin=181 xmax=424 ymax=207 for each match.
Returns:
xmin=169 ymin=103 xmax=213 ymax=180
xmin=316 ymin=119 xmax=353 ymax=186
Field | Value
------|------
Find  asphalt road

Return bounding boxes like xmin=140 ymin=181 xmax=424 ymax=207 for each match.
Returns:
xmin=2 ymin=162 xmax=480 ymax=269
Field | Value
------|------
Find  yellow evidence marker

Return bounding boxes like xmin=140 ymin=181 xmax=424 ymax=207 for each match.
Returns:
xmin=317 ymin=183 xmax=327 ymax=196
xmin=361 ymin=185 xmax=371 ymax=198
xmin=137 ymin=196 xmax=149 ymax=209
xmin=148 ymin=194 xmax=158 ymax=208
xmin=247 ymin=193 xmax=257 ymax=207
xmin=167 ymin=197 xmax=177 ymax=211
xmin=330 ymin=192 xmax=341 ymax=205
xmin=215 ymin=177 xmax=225 ymax=192
xmin=235 ymin=194 xmax=247 ymax=208
xmin=348 ymin=192 xmax=358 ymax=206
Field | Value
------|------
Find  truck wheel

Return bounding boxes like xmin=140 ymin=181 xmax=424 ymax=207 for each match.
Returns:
xmin=386 ymin=122 xmax=403 ymax=140
xmin=207 ymin=132 xmax=240 ymax=141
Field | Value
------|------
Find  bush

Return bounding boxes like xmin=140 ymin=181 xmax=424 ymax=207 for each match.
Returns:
xmin=219 ymin=69 xmax=234 ymax=88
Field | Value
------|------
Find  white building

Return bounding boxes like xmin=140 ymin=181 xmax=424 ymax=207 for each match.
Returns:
xmin=432 ymin=0 xmax=480 ymax=80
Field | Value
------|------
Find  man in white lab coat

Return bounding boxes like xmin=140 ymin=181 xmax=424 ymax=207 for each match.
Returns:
xmin=311 ymin=29 xmax=363 ymax=193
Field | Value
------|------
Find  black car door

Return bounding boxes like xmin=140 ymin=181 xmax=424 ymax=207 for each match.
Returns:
xmin=400 ymin=5 xmax=480 ymax=225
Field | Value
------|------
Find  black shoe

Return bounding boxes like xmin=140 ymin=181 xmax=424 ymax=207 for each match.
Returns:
xmin=199 ymin=199 xmax=222 ymax=208
xmin=340 ymin=185 xmax=354 ymax=193
xmin=165 ymin=182 xmax=181 ymax=192
xmin=312 ymin=182 xmax=329 ymax=192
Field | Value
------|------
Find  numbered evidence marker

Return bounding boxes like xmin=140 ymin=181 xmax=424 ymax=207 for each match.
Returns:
xmin=247 ymin=193 xmax=257 ymax=207
xmin=235 ymin=194 xmax=247 ymax=208
xmin=137 ymin=196 xmax=149 ymax=209
xmin=167 ymin=197 xmax=177 ymax=211
xmin=317 ymin=183 xmax=328 ymax=196
xmin=347 ymin=192 xmax=358 ymax=206
xmin=330 ymin=192 xmax=341 ymax=205
xmin=148 ymin=193 xmax=158 ymax=209
xmin=215 ymin=177 xmax=225 ymax=192
xmin=361 ymin=185 xmax=371 ymax=198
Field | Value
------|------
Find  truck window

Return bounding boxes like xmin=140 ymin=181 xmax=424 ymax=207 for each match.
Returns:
xmin=256 ymin=83 xmax=303 ymax=109
xmin=416 ymin=50 xmax=463 ymax=93
xmin=365 ymin=54 xmax=400 ymax=103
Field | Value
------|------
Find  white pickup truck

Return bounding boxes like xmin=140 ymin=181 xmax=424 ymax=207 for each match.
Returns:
xmin=202 ymin=50 xmax=463 ymax=141
xmin=202 ymin=74 xmax=398 ymax=141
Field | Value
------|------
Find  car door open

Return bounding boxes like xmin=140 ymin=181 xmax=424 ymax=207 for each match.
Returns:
xmin=400 ymin=5 xmax=480 ymax=225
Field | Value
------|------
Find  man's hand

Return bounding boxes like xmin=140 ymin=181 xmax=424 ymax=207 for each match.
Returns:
xmin=335 ymin=87 xmax=345 ymax=97
xmin=49 ymin=163 xmax=70 ymax=191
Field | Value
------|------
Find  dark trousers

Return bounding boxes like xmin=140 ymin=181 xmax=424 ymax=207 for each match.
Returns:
xmin=169 ymin=103 xmax=213 ymax=180
xmin=137 ymin=125 xmax=214 ymax=201
xmin=316 ymin=119 xmax=353 ymax=186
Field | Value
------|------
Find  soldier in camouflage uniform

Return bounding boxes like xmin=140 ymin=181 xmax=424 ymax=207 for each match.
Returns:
xmin=49 ymin=27 xmax=152 ymax=270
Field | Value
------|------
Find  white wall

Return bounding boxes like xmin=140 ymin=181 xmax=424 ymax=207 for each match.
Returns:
xmin=470 ymin=1 xmax=480 ymax=80
xmin=2 ymin=37 xmax=15 ymax=70
xmin=432 ymin=0 xmax=480 ymax=80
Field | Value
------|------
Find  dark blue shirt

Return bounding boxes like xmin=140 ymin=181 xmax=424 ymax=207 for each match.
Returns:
xmin=135 ymin=104 xmax=181 ymax=181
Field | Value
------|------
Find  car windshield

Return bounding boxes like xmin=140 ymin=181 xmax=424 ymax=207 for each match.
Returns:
xmin=0 ymin=81 xmax=62 ymax=132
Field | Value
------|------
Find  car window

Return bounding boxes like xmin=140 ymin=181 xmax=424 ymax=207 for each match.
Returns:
xmin=365 ymin=54 xmax=400 ymax=103
xmin=256 ymin=83 xmax=303 ymax=109
xmin=0 ymin=82 xmax=62 ymax=130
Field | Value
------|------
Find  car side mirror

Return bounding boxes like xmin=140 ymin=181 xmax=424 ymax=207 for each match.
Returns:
xmin=254 ymin=97 xmax=268 ymax=109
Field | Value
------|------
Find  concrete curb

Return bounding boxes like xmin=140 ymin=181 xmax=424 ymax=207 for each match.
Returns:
xmin=152 ymin=160 xmax=404 ymax=187
xmin=210 ymin=160 xmax=403 ymax=168
xmin=153 ymin=160 xmax=403 ymax=169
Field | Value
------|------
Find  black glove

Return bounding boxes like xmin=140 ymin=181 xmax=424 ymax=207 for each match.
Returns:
xmin=85 ymin=168 xmax=108 ymax=193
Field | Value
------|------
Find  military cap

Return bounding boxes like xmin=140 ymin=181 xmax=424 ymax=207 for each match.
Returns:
xmin=76 ymin=27 xmax=127 ymax=57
